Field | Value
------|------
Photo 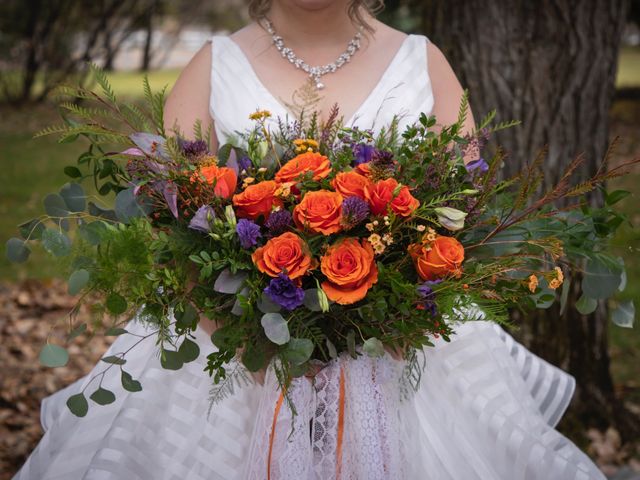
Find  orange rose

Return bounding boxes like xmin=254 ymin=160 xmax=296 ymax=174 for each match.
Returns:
xmin=232 ymin=180 xmax=283 ymax=220
xmin=193 ymin=165 xmax=237 ymax=198
xmin=355 ymin=162 xmax=372 ymax=177
xmin=252 ymin=232 xmax=313 ymax=280
xmin=331 ymin=171 xmax=373 ymax=200
xmin=293 ymin=190 xmax=343 ymax=235
xmin=366 ymin=178 xmax=419 ymax=217
xmin=275 ymin=152 xmax=331 ymax=184
xmin=320 ymin=238 xmax=378 ymax=304
xmin=408 ymin=236 xmax=465 ymax=281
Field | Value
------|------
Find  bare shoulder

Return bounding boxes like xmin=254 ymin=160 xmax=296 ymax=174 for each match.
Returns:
xmin=424 ymin=40 xmax=475 ymax=132
xmin=163 ymin=41 xmax=215 ymax=143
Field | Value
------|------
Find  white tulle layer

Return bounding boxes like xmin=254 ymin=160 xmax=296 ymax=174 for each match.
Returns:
xmin=13 ymin=320 xmax=605 ymax=480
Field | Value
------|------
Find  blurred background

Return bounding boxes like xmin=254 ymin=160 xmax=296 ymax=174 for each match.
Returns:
xmin=0 ymin=0 xmax=639 ymax=478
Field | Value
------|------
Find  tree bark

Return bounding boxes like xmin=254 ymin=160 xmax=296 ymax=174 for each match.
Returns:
xmin=416 ymin=0 xmax=639 ymax=440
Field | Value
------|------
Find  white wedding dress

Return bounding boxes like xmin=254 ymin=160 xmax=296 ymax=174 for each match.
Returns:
xmin=14 ymin=34 xmax=606 ymax=480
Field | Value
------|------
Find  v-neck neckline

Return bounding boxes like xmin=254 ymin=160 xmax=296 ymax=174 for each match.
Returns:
xmin=224 ymin=34 xmax=413 ymax=126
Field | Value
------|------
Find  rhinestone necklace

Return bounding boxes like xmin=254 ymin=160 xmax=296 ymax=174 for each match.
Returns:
xmin=262 ymin=18 xmax=363 ymax=90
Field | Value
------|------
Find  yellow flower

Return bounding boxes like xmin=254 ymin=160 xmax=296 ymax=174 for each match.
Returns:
xmin=554 ymin=266 xmax=564 ymax=283
xmin=373 ymin=243 xmax=386 ymax=255
xmin=365 ymin=223 xmax=375 ymax=232
xmin=368 ymin=233 xmax=382 ymax=246
xmin=528 ymin=275 xmax=539 ymax=293
xmin=382 ymin=233 xmax=394 ymax=245
xmin=249 ymin=110 xmax=272 ymax=121
xmin=293 ymin=138 xmax=319 ymax=153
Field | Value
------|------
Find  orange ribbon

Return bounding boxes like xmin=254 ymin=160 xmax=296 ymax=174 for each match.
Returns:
xmin=267 ymin=366 xmax=346 ymax=480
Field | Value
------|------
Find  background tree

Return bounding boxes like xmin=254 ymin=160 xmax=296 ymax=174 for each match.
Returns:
xmin=410 ymin=0 xmax=639 ymax=440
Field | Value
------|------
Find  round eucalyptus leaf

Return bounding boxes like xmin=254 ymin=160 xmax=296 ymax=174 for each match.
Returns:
xmin=60 ymin=182 xmax=86 ymax=212
xmin=161 ymin=349 xmax=184 ymax=370
xmin=43 ymin=193 xmax=69 ymax=218
xmin=303 ymin=288 xmax=323 ymax=312
xmin=78 ymin=221 xmax=107 ymax=245
xmin=6 ymin=237 xmax=30 ymax=263
xmin=582 ymin=258 xmax=621 ymax=299
xmin=261 ymin=312 xmax=290 ymax=345
xmin=106 ymin=292 xmax=127 ymax=315
xmin=41 ymin=228 xmax=72 ymax=257
xmin=121 ymin=370 xmax=142 ymax=392
xmin=68 ymin=269 xmax=90 ymax=295
xmin=90 ymin=387 xmax=116 ymax=405
xmin=66 ymin=393 xmax=88 ymax=417
xmin=214 ymin=268 xmax=248 ymax=294
xmin=175 ymin=302 xmax=198 ymax=328
xmin=257 ymin=292 xmax=281 ymax=313
xmin=88 ymin=202 xmax=117 ymax=222
xmin=612 ymin=300 xmax=635 ymax=328
xmin=18 ymin=219 xmax=45 ymax=240
xmin=576 ymin=295 xmax=598 ymax=315
xmin=363 ymin=337 xmax=385 ymax=357
xmin=283 ymin=338 xmax=314 ymax=366
xmin=115 ymin=187 xmax=148 ymax=223
xmin=39 ymin=344 xmax=69 ymax=367
xmin=178 ymin=338 xmax=200 ymax=363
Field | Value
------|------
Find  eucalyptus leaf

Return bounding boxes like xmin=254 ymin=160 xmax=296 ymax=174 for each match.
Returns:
xmin=576 ymin=295 xmax=598 ymax=315
xmin=78 ymin=221 xmax=108 ymax=245
xmin=67 ymin=323 xmax=87 ymax=341
xmin=6 ymin=238 xmax=30 ymax=263
xmin=178 ymin=338 xmax=200 ymax=363
xmin=257 ymin=292 xmax=281 ymax=313
xmin=41 ymin=228 xmax=72 ymax=257
xmin=88 ymin=202 xmax=117 ymax=221
xmin=66 ymin=393 xmax=88 ymax=417
xmin=101 ymin=355 xmax=126 ymax=365
xmin=60 ymin=182 xmax=86 ymax=212
xmin=347 ymin=330 xmax=357 ymax=359
xmin=105 ymin=327 xmax=128 ymax=336
xmin=363 ymin=337 xmax=385 ymax=357
xmin=302 ymin=288 xmax=323 ymax=312
xmin=64 ymin=166 xmax=82 ymax=178
xmin=43 ymin=193 xmax=69 ymax=218
xmin=325 ymin=338 xmax=338 ymax=359
xmin=214 ymin=269 xmax=248 ymax=294
xmin=582 ymin=258 xmax=621 ymax=299
xmin=68 ymin=269 xmax=90 ymax=295
xmin=39 ymin=344 xmax=69 ymax=367
xmin=121 ymin=370 xmax=143 ymax=392
xmin=115 ymin=187 xmax=148 ymax=223
xmin=242 ymin=343 xmax=268 ymax=372
xmin=90 ymin=387 xmax=116 ymax=405
xmin=261 ymin=312 xmax=290 ymax=345
xmin=160 ymin=349 xmax=183 ymax=370
xmin=18 ymin=219 xmax=45 ymax=240
xmin=106 ymin=293 xmax=127 ymax=315
xmin=612 ymin=300 xmax=635 ymax=328
xmin=174 ymin=302 xmax=198 ymax=328
xmin=283 ymin=338 xmax=314 ymax=365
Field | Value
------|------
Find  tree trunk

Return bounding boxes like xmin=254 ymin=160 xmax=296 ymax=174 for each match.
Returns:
xmin=417 ymin=0 xmax=639 ymax=441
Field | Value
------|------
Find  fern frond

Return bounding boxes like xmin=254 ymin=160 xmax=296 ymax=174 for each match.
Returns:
xmin=90 ymin=63 xmax=117 ymax=104
xmin=207 ymin=362 xmax=253 ymax=415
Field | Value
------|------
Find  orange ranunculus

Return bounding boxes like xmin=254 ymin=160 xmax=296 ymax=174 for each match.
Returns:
xmin=331 ymin=170 xmax=373 ymax=200
xmin=320 ymin=238 xmax=378 ymax=305
xmin=193 ymin=165 xmax=237 ymax=198
xmin=293 ymin=190 xmax=343 ymax=235
xmin=275 ymin=151 xmax=331 ymax=184
xmin=365 ymin=178 xmax=419 ymax=217
xmin=232 ymin=180 xmax=283 ymax=220
xmin=408 ymin=236 xmax=465 ymax=281
xmin=252 ymin=232 xmax=313 ymax=280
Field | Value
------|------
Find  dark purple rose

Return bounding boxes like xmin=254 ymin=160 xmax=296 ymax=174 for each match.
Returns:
xmin=465 ymin=157 xmax=489 ymax=174
xmin=264 ymin=273 xmax=305 ymax=311
xmin=189 ymin=205 xmax=215 ymax=232
xmin=236 ymin=218 xmax=261 ymax=248
xmin=264 ymin=209 xmax=292 ymax=236
xmin=417 ymin=280 xmax=442 ymax=316
xmin=353 ymin=143 xmax=376 ymax=166
xmin=180 ymin=139 xmax=209 ymax=159
xmin=341 ymin=196 xmax=370 ymax=229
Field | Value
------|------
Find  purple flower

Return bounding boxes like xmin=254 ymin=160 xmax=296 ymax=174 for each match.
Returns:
xmin=264 ymin=273 xmax=305 ymax=311
xmin=264 ymin=209 xmax=292 ymax=236
xmin=341 ymin=196 xmax=370 ymax=229
xmin=180 ymin=139 xmax=209 ymax=159
xmin=189 ymin=205 xmax=215 ymax=232
xmin=238 ymin=155 xmax=252 ymax=172
xmin=353 ymin=143 xmax=376 ymax=166
xmin=417 ymin=280 xmax=442 ymax=316
xmin=236 ymin=218 xmax=261 ymax=248
xmin=465 ymin=157 xmax=489 ymax=174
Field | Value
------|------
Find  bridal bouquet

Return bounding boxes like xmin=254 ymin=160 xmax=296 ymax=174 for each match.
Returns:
xmin=7 ymin=67 xmax=637 ymax=416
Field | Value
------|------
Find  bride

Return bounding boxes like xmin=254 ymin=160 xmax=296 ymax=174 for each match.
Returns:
xmin=14 ymin=1 xmax=607 ymax=479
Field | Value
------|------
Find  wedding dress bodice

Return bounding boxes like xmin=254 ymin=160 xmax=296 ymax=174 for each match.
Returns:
xmin=12 ymin=33 xmax=607 ymax=480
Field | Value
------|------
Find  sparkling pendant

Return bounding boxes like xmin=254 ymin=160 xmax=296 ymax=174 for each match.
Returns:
xmin=316 ymin=82 xmax=325 ymax=90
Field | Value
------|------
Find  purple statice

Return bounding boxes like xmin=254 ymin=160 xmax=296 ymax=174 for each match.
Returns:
xmin=180 ymin=139 xmax=209 ymax=159
xmin=264 ymin=209 xmax=292 ymax=236
xmin=465 ymin=157 xmax=489 ymax=174
xmin=341 ymin=196 xmax=370 ymax=230
xmin=264 ymin=273 xmax=305 ymax=311
xmin=189 ymin=205 xmax=215 ymax=232
xmin=417 ymin=280 xmax=442 ymax=317
xmin=236 ymin=218 xmax=262 ymax=248
xmin=353 ymin=143 xmax=376 ymax=166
